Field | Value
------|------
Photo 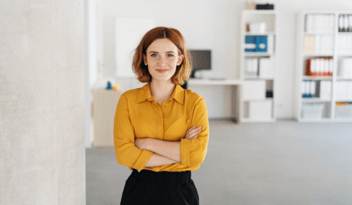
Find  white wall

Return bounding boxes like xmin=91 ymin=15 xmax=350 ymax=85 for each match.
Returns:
xmin=96 ymin=0 xmax=352 ymax=119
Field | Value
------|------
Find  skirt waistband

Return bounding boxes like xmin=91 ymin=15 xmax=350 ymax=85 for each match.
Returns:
xmin=131 ymin=169 xmax=191 ymax=185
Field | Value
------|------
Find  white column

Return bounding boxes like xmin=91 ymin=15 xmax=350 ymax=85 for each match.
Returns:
xmin=0 ymin=0 xmax=85 ymax=204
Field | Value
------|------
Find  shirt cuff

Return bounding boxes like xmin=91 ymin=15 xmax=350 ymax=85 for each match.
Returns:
xmin=133 ymin=149 xmax=154 ymax=172
xmin=180 ymin=138 xmax=191 ymax=166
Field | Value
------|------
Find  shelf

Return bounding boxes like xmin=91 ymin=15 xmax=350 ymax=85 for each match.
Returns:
xmin=303 ymin=32 xmax=334 ymax=35
xmin=240 ymin=10 xmax=278 ymax=123
xmin=295 ymin=10 xmax=352 ymax=123
xmin=244 ymin=52 xmax=274 ymax=56
xmin=337 ymin=32 xmax=352 ymax=34
xmin=302 ymin=76 xmax=333 ymax=80
xmin=335 ymin=99 xmax=352 ymax=102
xmin=336 ymin=76 xmax=352 ymax=80
xmin=336 ymin=53 xmax=352 ymax=57
xmin=301 ymin=98 xmax=331 ymax=102
xmin=242 ymin=10 xmax=277 ymax=14
xmin=244 ymin=76 xmax=274 ymax=80
xmin=244 ymin=32 xmax=275 ymax=35
xmin=302 ymin=53 xmax=334 ymax=57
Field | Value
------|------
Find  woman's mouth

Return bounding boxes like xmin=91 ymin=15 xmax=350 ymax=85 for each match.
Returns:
xmin=156 ymin=69 xmax=168 ymax=73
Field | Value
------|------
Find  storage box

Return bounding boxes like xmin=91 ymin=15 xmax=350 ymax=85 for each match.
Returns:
xmin=249 ymin=22 xmax=266 ymax=34
xmin=301 ymin=103 xmax=324 ymax=119
xmin=242 ymin=80 xmax=266 ymax=100
xmin=249 ymin=100 xmax=272 ymax=119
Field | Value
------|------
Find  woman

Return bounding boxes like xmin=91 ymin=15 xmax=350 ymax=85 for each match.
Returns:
xmin=113 ymin=26 xmax=209 ymax=205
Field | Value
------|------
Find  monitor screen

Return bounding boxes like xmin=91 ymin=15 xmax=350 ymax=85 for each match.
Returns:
xmin=188 ymin=50 xmax=211 ymax=71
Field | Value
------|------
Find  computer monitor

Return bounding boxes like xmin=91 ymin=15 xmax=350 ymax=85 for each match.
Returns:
xmin=188 ymin=50 xmax=211 ymax=78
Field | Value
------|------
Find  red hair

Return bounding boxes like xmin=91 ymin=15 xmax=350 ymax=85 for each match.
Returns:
xmin=132 ymin=26 xmax=192 ymax=85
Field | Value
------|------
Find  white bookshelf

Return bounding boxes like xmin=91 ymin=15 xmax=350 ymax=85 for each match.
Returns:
xmin=294 ymin=10 xmax=352 ymax=122
xmin=239 ymin=10 xmax=278 ymax=123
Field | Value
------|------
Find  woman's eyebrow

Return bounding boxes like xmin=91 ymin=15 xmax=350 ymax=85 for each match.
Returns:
xmin=149 ymin=51 xmax=175 ymax=53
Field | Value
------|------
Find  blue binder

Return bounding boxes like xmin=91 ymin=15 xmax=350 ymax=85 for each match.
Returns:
xmin=245 ymin=35 xmax=268 ymax=52
xmin=258 ymin=36 xmax=268 ymax=52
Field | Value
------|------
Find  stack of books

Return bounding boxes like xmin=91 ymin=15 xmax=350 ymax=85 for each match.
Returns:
xmin=337 ymin=35 xmax=352 ymax=54
xmin=305 ymin=14 xmax=335 ymax=33
xmin=245 ymin=57 xmax=274 ymax=78
xmin=338 ymin=14 xmax=352 ymax=32
xmin=334 ymin=81 xmax=352 ymax=100
xmin=303 ymin=35 xmax=334 ymax=54
xmin=306 ymin=58 xmax=333 ymax=76
xmin=301 ymin=80 xmax=332 ymax=100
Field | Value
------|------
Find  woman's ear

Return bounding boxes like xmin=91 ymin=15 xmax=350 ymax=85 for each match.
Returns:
xmin=178 ymin=54 xmax=184 ymax=65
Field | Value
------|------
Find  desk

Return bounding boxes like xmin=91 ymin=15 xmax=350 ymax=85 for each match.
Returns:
xmin=187 ymin=78 xmax=244 ymax=123
xmin=92 ymin=90 xmax=122 ymax=147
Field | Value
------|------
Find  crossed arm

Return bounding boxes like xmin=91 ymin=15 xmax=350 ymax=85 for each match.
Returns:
xmin=142 ymin=139 xmax=181 ymax=168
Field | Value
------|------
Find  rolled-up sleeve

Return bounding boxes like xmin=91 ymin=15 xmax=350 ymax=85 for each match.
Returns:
xmin=180 ymin=98 xmax=209 ymax=167
xmin=113 ymin=93 xmax=154 ymax=172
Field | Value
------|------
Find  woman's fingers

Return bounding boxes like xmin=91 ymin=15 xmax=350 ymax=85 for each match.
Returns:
xmin=184 ymin=126 xmax=202 ymax=140
xmin=185 ymin=129 xmax=201 ymax=140
xmin=187 ymin=127 xmax=201 ymax=136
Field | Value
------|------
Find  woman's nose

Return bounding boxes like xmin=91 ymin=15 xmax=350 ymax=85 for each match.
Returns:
xmin=158 ymin=57 xmax=167 ymax=66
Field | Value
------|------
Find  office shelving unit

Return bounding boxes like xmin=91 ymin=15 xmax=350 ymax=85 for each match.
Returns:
xmin=294 ymin=10 xmax=352 ymax=122
xmin=239 ymin=10 xmax=278 ymax=123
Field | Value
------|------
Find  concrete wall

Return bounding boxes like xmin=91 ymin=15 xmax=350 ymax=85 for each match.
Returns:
xmin=0 ymin=1 xmax=85 ymax=204
xmin=96 ymin=0 xmax=352 ymax=119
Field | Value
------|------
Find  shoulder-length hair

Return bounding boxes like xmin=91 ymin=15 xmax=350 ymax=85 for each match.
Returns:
xmin=132 ymin=26 xmax=192 ymax=85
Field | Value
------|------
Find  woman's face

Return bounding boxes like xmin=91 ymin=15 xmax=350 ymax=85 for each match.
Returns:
xmin=143 ymin=38 xmax=184 ymax=83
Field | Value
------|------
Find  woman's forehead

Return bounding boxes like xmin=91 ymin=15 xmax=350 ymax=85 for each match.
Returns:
xmin=147 ymin=39 xmax=178 ymax=52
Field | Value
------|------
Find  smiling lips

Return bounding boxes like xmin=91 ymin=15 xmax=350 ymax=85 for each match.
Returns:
xmin=156 ymin=69 xmax=168 ymax=73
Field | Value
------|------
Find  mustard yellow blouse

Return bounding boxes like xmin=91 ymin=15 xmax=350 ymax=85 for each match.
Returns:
xmin=113 ymin=82 xmax=209 ymax=172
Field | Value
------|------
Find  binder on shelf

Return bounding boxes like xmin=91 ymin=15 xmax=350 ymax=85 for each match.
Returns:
xmin=337 ymin=35 xmax=352 ymax=54
xmin=310 ymin=80 xmax=316 ymax=98
xmin=245 ymin=58 xmax=258 ymax=76
xmin=334 ymin=81 xmax=352 ymax=100
xmin=258 ymin=57 xmax=274 ymax=78
xmin=267 ymin=35 xmax=275 ymax=53
xmin=339 ymin=15 xmax=352 ymax=32
xmin=258 ymin=36 xmax=268 ymax=52
xmin=302 ymin=80 xmax=317 ymax=98
xmin=306 ymin=58 xmax=333 ymax=76
xmin=319 ymin=80 xmax=332 ymax=100
xmin=244 ymin=35 xmax=268 ymax=52
xmin=306 ymin=14 xmax=335 ymax=33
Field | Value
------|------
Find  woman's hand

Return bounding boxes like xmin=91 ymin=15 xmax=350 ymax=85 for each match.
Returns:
xmin=184 ymin=126 xmax=202 ymax=140
xmin=134 ymin=137 xmax=149 ymax=150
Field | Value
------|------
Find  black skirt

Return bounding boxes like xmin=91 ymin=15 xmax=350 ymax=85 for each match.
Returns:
xmin=120 ymin=169 xmax=199 ymax=205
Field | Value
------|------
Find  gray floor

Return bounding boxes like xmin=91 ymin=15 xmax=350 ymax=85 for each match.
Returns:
xmin=86 ymin=119 xmax=352 ymax=205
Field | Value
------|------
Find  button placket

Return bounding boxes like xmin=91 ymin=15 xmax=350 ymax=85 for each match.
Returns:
xmin=159 ymin=106 xmax=164 ymax=140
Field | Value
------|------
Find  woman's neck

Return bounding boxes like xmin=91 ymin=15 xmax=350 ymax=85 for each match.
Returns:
xmin=149 ymin=80 xmax=176 ymax=100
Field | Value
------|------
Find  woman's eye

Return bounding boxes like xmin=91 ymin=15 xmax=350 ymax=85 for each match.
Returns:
xmin=167 ymin=54 xmax=174 ymax=57
xmin=151 ymin=54 xmax=157 ymax=57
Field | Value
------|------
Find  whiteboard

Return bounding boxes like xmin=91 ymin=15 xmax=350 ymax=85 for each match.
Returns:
xmin=115 ymin=18 xmax=156 ymax=77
